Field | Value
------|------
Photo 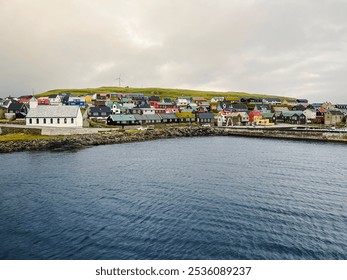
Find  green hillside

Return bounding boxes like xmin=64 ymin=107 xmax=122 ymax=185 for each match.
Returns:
xmin=37 ymin=86 xmax=294 ymax=101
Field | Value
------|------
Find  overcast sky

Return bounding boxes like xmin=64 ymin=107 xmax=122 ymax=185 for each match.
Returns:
xmin=1 ymin=0 xmax=347 ymax=103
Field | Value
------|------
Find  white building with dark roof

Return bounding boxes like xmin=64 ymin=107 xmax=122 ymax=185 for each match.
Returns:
xmin=26 ymin=106 xmax=83 ymax=127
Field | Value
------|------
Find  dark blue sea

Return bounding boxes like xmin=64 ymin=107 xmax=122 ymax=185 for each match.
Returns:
xmin=0 ymin=136 xmax=346 ymax=260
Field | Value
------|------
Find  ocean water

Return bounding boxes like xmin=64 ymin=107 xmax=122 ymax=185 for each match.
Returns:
xmin=0 ymin=136 xmax=346 ymax=260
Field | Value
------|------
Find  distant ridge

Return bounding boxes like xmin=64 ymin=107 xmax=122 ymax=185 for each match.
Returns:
xmin=37 ymin=86 xmax=295 ymax=101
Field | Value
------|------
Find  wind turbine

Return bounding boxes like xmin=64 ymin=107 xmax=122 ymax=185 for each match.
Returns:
xmin=115 ymin=74 xmax=123 ymax=87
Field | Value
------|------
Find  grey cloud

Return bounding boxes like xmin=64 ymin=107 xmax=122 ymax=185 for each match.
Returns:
xmin=0 ymin=0 xmax=347 ymax=103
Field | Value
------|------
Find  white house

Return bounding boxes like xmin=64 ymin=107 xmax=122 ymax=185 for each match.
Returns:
xmin=176 ymin=98 xmax=189 ymax=107
xmin=48 ymin=94 xmax=62 ymax=106
xmin=141 ymin=107 xmax=156 ymax=114
xmin=303 ymin=109 xmax=316 ymax=121
xmin=111 ymin=104 xmax=121 ymax=114
xmin=211 ymin=97 xmax=225 ymax=103
xmin=26 ymin=106 xmax=83 ymax=127
xmin=217 ymin=111 xmax=248 ymax=126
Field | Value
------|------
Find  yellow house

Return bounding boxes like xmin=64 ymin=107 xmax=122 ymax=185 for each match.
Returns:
xmin=253 ymin=115 xmax=274 ymax=126
xmin=85 ymin=95 xmax=93 ymax=104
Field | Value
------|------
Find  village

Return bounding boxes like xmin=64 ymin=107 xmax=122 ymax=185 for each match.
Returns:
xmin=0 ymin=92 xmax=347 ymax=130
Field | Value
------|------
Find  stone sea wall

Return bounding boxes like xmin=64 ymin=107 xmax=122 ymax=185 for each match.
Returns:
xmin=0 ymin=126 xmax=346 ymax=153
xmin=0 ymin=127 xmax=221 ymax=153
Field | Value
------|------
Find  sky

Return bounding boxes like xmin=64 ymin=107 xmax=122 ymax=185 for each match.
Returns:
xmin=1 ymin=0 xmax=347 ymax=103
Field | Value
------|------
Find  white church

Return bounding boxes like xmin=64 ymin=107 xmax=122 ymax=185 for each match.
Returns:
xmin=26 ymin=97 xmax=83 ymax=128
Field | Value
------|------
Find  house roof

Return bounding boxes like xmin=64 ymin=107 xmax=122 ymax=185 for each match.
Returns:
xmin=8 ymin=102 xmax=26 ymax=111
xmin=180 ymin=109 xmax=194 ymax=113
xmin=121 ymin=98 xmax=133 ymax=103
xmin=108 ymin=114 xmax=136 ymax=121
xmin=197 ymin=112 xmax=215 ymax=119
xmin=327 ymin=110 xmax=344 ymax=115
xmin=133 ymin=114 xmax=161 ymax=121
xmin=68 ymin=96 xmax=85 ymax=102
xmin=281 ymin=111 xmax=305 ymax=117
xmin=311 ymin=103 xmax=323 ymax=108
xmin=27 ymin=106 xmax=80 ymax=118
xmin=230 ymin=103 xmax=248 ymax=110
xmin=294 ymin=104 xmax=307 ymax=111
xmin=263 ymin=98 xmax=281 ymax=102
xmin=148 ymin=96 xmax=160 ymax=101
xmin=158 ymin=102 xmax=173 ymax=106
xmin=262 ymin=112 xmax=275 ymax=118
xmin=273 ymin=107 xmax=289 ymax=112
xmin=199 ymin=101 xmax=210 ymax=106
xmin=105 ymin=101 xmax=122 ymax=108
xmin=176 ymin=112 xmax=195 ymax=118
xmin=254 ymin=104 xmax=271 ymax=111
xmin=2 ymin=100 xmax=11 ymax=107
xmin=192 ymin=97 xmax=206 ymax=101
xmin=158 ymin=113 xmax=178 ymax=120
xmin=48 ymin=94 xmax=59 ymax=98
xmin=134 ymin=104 xmax=151 ymax=108
xmin=141 ymin=107 xmax=155 ymax=112
xmin=163 ymin=98 xmax=172 ymax=103
xmin=229 ymin=112 xmax=249 ymax=117
xmin=89 ymin=106 xmax=111 ymax=113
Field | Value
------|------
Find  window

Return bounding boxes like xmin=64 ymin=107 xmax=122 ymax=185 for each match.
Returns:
xmin=36 ymin=118 xmax=39 ymax=124
xmin=57 ymin=118 xmax=60 ymax=124
xmin=29 ymin=118 xmax=32 ymax=124
xmin=64 ymin=118 xmax=67 ymax=124
xmin=43 ymin=118 xmax=46 ymax=124
xmin=50 ymin=118 xmax=53 ymax=124
xmin=71 ymin=118 xmax=74 ymax=124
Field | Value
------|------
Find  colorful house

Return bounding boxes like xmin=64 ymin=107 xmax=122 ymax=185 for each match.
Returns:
xmin=67 ymin=96 xmax=86 ymax=107
xmin=249 ymin=111 xmax=262 ymax=123
xmin=85 ymin=95 xmax=93 ymax=104
xmin=324 ymin=110 xmax=344 ymax=126
xmin=262 ymin=112 xmax=276 ymax=124
xmin=316 ymin=108 xmax=326 ymax=124
xmin=38 ymin=97 xmax=50 ymax=105
xmin=218 ymin=111 xmax=249 ymax=126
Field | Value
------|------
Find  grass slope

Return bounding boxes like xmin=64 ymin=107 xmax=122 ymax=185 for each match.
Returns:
xmin=0 ymin=133 xmax=58 ymax=142
xmin=37 ymin=86 xmax=294 ymax=101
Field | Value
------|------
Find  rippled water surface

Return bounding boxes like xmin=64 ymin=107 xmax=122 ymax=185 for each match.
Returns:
xmin=0 ymin=136 xmax=346 ymax=259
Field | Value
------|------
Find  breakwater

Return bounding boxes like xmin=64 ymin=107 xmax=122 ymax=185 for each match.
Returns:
xmin=0 ymin=126 xmax=346 ymax=153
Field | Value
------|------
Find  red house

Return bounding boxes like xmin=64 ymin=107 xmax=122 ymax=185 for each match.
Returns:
xmin=249 ymin=111 xmax=262 ymax=122
xmin=18 ymin=95 xmax=33 ymax=104
xmin=316 ymin=108 xmax=326 ymax=124
xmin=37 ymin=97 xmax=50 ymax=105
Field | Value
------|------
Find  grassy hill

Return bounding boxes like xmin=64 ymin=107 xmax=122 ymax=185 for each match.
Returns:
xmin=36 ymin=86 xmax=294 ymax=101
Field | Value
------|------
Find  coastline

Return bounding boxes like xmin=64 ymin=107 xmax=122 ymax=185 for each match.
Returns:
xmin=0 ymin=126 xmax=346 ymax=153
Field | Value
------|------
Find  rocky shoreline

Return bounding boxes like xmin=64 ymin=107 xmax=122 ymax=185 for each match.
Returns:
xmin=1 ymin=126 xmax=346 ymax=153
xmin=0 ymin=127 xmax=223 ymax=153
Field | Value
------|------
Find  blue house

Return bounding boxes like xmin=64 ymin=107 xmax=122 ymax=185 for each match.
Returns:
xmin=67 ymin=96 xmax=86 ymax=107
